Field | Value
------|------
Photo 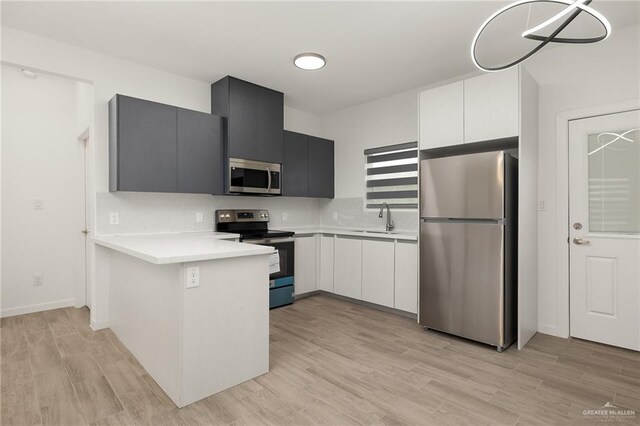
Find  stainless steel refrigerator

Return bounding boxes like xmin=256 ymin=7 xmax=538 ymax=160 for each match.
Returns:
xmin=419 ymin=151 xmax=517 ymax=351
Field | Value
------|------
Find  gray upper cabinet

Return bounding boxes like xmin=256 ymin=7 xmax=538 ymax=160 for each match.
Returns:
xmin=282 ymin=131 xmax=334 ymax=199
xmin=211 ymin=76 xmax=284 ymax=164
xmin=308 ymin=136 xmax=334 ymax=198
xmin=177 ymin=109 xmax=224 ymax=194
xmin=110 ymin=95 xmax=178 ymax=193
xmin=282 ymin=131 xmax=309 ymax=197
xmin=109 ymin=94 xmax=224 ymax=194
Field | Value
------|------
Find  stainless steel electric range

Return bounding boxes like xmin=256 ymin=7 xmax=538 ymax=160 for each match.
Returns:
xmin=215 ymin=209 xmax=295 ymax=309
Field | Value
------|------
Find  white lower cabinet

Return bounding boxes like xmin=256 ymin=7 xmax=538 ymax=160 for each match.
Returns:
xmin=294 ymin=236 xmax=316 ymax=295
xmin=361 ymin=239 xmax=395 ymax=308
xmin=319 ymin=235 xmax=334 ymax=292
xmin=394 ymin=241 xmax=418 ymax=314
xmin=303 ymin=232 xmax=418 ymax=316
xmin=333 ymin=237 xmax=362 ymax=299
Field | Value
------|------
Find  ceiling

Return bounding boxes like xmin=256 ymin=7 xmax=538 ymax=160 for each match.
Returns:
xmin=3 ymin=1 xmax=639 ymax=114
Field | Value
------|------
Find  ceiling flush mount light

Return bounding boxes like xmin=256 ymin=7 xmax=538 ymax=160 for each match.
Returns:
xmin=471 ymin=0 xmax=611 ymax=72
xmin=293 ymin=53 xmax=326 ymax=70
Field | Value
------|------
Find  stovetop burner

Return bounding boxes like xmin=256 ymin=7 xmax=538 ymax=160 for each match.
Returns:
xmin=215 ymin=209 xmax=295 ymax=241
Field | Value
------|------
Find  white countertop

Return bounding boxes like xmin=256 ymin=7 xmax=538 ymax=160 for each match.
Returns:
xmin=93 ymin=231 xmax=274 ymax=265
xmin=285 ymin=226 xmax=418 ymax=241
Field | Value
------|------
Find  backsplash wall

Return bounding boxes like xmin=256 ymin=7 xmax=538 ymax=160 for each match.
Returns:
xmin=320 ymin=197 xmax=418 ymax=232
xmin=96 ymin=192 xmax=326 ymax=235
xmin=96 ymin=193 xmax=418 ymax=235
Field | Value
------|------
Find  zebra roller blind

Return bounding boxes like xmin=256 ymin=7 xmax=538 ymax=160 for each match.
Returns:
xmin=365 ymin=141 xmax=418 ymax=209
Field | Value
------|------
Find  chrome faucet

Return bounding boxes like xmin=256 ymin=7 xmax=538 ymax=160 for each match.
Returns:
xmin=378 ymin=202 xmax=395 ymax=232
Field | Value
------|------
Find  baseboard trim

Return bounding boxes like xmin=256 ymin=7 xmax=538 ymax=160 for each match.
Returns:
xmin=301 ymin=291 xmax=418 ymax=320
xmin=90 ymin=318 xmax=110 ymax=331
xmin=0 ymin=298 xmax=76 ymax=318
xmin=294 ymin=290 xmax=322 ymax=300
xmin=537 ymin=323 xmax=559 ymax=337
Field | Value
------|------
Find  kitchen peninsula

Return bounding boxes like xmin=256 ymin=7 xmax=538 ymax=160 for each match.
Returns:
xmin=93 ymin=232 xmax=274 ymax=407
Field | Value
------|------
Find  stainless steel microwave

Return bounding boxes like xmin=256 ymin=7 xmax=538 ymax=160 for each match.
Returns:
xmin=228 ymin=158 xmax=281 ymax=195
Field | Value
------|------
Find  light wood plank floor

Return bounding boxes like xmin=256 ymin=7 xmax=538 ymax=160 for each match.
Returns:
xmin=1 ymin=295 xmax=638 ymax=425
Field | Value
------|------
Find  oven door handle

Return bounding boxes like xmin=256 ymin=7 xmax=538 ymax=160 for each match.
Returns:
xmin=266 ymin=166 xmax=272 ymax=193
xmin=245 ymin=237 xmax=294 ymax=245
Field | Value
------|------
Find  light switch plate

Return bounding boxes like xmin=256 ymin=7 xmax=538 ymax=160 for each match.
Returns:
xmin=332 ymin=211 xmax=338 ymax=220
xmin=196 ymin=212 xmax=204 ymax=223
xmin=282 ymin=212 xmax=288 ymax=221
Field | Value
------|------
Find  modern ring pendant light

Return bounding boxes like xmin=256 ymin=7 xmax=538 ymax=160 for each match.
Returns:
xmin=471 ymin=0 xmax=611 ymax=72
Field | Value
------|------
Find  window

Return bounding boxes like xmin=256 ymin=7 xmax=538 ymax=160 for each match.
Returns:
xmin=364 ymin=141 xmax=418 ymax=209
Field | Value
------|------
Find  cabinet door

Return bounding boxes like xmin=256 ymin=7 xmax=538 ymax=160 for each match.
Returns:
xmin=308 ymin=136 xmax=334 ymax=198
xmin=114 ymin=95 xmax=178 ymax=192
xmin=464 ymin=67 xmax=519 ymax=143
xmin=294 ymin=236 xmax=316 ymax=295
xmin=394 ymin=241 xmax=418 ymax=314
xmin=282 ymin=131 xmax=309 ymax=197
xmin=228 ymin=78 xmax=262 ymax=161
xmin=419 ymin=81 xmax=464 ymax=150
xmin=334 ymin=237 xmax=362 ymax=299
xmin=319 ymin=236 xmax=334 ymax=292
xmin=362 ymin=239 xmax=395 ymax=308
xmin=259 ymin=88 xmax=284 ymax=164
xmin=177 ymin=109 xmax=224 ymax=194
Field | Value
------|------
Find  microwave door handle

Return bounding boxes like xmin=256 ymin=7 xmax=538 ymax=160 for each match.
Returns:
xmin=266 ymin=166 xmax=272 ymax=193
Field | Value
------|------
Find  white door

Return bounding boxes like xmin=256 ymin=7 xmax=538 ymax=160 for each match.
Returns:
xmin=569 ymin=110 xmax=640 ymax=351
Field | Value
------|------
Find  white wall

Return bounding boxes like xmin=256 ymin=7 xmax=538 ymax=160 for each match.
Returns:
xmin=1 ymin=65 xmax=87 ymax=316
xmin=323 ymin=90 xmax=419 ymax=199
xmin=523 ymin=24 xmax=640 ymax=337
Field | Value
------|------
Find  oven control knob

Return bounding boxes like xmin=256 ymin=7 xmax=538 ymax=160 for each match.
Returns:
xmin=225 ymin=214 xmax=230 ymax=219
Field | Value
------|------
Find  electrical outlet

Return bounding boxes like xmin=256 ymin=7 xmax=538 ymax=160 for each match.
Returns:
xmin=33 ymin=274 xmax=43 ymax=286
xmin=282 ymin=212 xmax=288 ymax=221
xmin=33 ymin=199 xmax=44 ymax=209
xmin=539 ymin=200 xmax=546 ymax=211
xmin=196 ymin=212 xmax=204 ymax=223
xmin=186 ymin=267 xmax=200 ymax=288
xmin=109 ymin=212 xmax=120 ymax=225
xmin=332 ymin=211 xmax=338 ymax=221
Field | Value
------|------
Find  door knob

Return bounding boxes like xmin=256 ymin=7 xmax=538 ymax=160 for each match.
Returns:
xmin=573 ymin=237 xmax=590 ymax=245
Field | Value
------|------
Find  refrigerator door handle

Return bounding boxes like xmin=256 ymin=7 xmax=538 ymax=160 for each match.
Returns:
xmin=421 ymin=218 xmax=505 ymax=225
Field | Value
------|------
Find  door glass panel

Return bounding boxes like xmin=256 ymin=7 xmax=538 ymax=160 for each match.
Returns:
xmin=588 ymin=128 xmax=640 ymax=233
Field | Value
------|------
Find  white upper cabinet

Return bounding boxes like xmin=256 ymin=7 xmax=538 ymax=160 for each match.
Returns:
xmin=361 ymin=239 xmax=395 ymax=308
xmin=294 ymin=236 xmax=316 ymax=295
xmin=463 ymin=67 xmax=519 ymax=143
xmin=334 ymin=237 xmax=362 ymax=299
xmin=419 ymin=81 xmax=464 ymax=150
xmin=419 ymin=67 xmax=520 ymax=149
